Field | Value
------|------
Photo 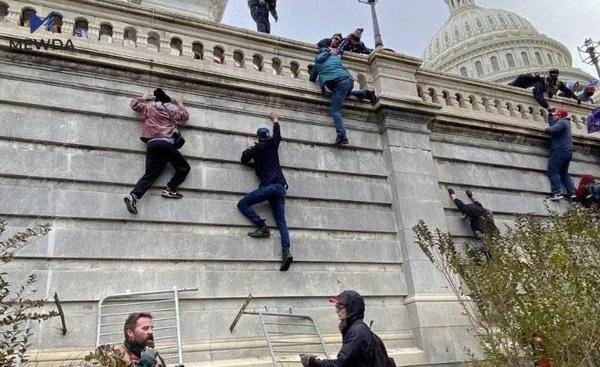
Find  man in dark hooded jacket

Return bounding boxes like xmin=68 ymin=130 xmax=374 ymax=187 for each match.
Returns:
xmin=237 ymin=112 xmax=292 ymax=271
xmin=300 ymin=290 xmax=395 ymax=367
xmin=509 ymin=68 xmax=580 ymax=109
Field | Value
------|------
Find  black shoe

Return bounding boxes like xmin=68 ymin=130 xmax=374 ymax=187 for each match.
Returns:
xmin=366 ymin=90 xmax=378 ymax=105
xmin=279 ymin=252 xmax=293 ymax=271
xmin=466 ymin=190 xmax=474 ymax=200
xmin=334 ymin=135 xmax=349 ymax=145
xmin=161 ymin=188 xmax=183 ymax=199
xmin=247 ymin=227 xmax=270 ymax=238
xmin=447 ymin=188 xmax=455 ymax=195
xmin=124 ymin=194 xmax=138 ymax=215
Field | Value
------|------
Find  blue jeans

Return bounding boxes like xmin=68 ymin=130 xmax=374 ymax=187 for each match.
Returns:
xmin=547 ymin=149 xmax=575 ymax=196
xmin=250 ymin=5 xmax=270 ymax=33
xmin=329 ymin=76 xmax=367 ymax=137
xmin=237 ymin=183 xmax=290 ymax=250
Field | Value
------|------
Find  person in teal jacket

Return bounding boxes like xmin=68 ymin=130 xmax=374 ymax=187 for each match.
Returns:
xmin=310 ymin=39 xmax=376 ymax=145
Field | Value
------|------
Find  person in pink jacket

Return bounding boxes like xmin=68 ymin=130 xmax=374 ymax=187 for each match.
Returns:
xmin=124 ymin=88 xmax=190 ymax=215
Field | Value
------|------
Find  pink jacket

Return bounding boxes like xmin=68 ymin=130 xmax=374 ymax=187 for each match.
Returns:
xmin=130 ymin=98 xmax=189 ymax=140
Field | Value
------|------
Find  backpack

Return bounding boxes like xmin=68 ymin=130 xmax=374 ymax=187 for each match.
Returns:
xmin=371 ymin=330 xmax=396 ymax=367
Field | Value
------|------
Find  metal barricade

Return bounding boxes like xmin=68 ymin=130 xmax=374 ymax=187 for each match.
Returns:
xmin=96 ymin=286 xmax=197 ymax=367
xmin=230 ymin=294 xmax=330 ymax=367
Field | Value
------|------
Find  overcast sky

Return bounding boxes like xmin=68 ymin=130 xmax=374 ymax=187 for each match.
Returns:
xmin=222 ymin=0 xmax=599 ymax=78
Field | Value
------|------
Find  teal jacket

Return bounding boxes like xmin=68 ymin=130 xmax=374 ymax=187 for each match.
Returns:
xmin=309 ymin=50 xmax=352 ymax=90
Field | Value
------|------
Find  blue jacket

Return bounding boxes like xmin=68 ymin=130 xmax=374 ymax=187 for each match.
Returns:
xmin=241 ymin=122 xmax=288 ymax=188
xmin=546 ymin=115 xmax=573 ymax=151
xmin=309 ymin=50 xmax=352 ymax=90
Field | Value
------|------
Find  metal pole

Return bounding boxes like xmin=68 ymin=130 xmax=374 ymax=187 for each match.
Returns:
xmin=369 ymin=0 xmax=384 ymax=49
xmin=586 ymin=44 xmax=600 ymax=80
xmin=173 ymin=286 xmax=184 ymax=367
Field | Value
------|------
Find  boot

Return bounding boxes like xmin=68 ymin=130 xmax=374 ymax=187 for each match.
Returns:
xmin=279 ymin=249 xmax=293 ymax=271
xmin=247 ymin=227 xmax=270 ymax=238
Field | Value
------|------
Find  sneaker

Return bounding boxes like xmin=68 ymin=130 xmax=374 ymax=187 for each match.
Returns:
xmin=569 ymin=195 xmax=578 ymax=201
xmin=447 ymin=188 xmax=455 ymax=195
xmin=161 ymin=188 xmax=183 ymax=199
xmin=365 ymin=90 xmax=378 ymax=105
xmin=247 ymin=227 xmax=270 ymax=238
xmin=334 ymin=135 xmax=349 ymax=145
xmin=124 ymin=194 xmax=138 ymax=215
xmin=279 ymin=252 xmax=293 ymax=271
xmin=547 ymin=194 xmax=563 ymax=201
xmin=466 ymin=190 xmax=474 ymax=200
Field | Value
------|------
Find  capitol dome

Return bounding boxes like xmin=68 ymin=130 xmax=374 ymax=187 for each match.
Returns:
xmin=131 ymin=0 xmax=228 ymax=22
xmin=423 ymin=0 xmax=592 ymax=84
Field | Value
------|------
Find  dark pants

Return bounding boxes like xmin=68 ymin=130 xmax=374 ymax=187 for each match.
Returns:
xmin=453 ymin=199 xmax=485 ymax=235
xmin=547 ymin=149 xmax=575 ymax=196
xmin=131 ymin=140 xmax=191 ymax=198
xmin=329 ymin=76 xmax=367 ymax=138
xmin=237 ymin=183 xmax=290 ymax=251
xmin=250 ymin=5 xmax=270 ymax=33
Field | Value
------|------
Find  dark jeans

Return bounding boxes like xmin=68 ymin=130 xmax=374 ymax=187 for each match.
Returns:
xmin=250 ymin=5 xmax=270 ymax=33
xmin=131 ymin=140 xmax=191 ymax=198
xmin=329 ymin=76 xmax=367 ymax=137
xmin=237 ymin=183 xmax=290 ymax=251
xmin=547 ymin=149 xmax=575 ymax=196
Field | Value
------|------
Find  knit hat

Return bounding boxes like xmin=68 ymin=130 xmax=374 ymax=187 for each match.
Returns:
xmin=350 ymin=27 xmax=364 ymax=40
xmin=153 ymin=88 xmax=171 ymax=104
xmin=256 ymin=127 xmax=271 ymax=141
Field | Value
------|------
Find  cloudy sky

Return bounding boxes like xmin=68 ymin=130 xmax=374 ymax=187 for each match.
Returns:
xmin=222 ymin=0 xmax=599 ymax=77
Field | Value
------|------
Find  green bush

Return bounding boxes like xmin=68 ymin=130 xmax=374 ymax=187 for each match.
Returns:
xmin=0 ymin=218 xmax=57 ymax=366
xmin=414 ymin=206 xmax=600 ymax=367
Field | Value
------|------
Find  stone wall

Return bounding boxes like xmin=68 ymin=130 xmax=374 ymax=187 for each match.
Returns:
xmin=0 ymin=1 xmax=598 ymax=366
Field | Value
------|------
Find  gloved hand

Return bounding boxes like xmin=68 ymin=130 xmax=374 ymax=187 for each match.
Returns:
xmin=577 ymin=97 xmax=582 ymax=105
xmin=138 ymin=348 xmax=157 ymax=367
xmin=299 ymin=354 xmax=318 ymax=367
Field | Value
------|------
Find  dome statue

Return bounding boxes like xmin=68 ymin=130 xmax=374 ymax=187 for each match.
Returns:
xmin=423 ymin=0 xmax=593 ymax=84
xmin=132 ymin=0 xmax=228 ymax=22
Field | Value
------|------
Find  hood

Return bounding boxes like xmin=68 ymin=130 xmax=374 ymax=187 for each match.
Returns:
xmin=315 ymin=50 xmax=332 ymax=64
xmin=332 ymin=290 xmax=365 ymax=322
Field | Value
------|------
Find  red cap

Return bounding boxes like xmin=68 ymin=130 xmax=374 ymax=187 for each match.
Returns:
xmin=328 ymin=296 xmax=343 ymax=305
xmin=554 ymin=108 xmax=569 ymax=119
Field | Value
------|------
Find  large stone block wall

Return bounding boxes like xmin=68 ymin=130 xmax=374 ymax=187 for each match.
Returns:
xmin=1 ymin=1 xmax=598 ymax=366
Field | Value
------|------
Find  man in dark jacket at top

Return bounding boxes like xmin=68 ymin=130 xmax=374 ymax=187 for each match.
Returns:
xmin=300 ymin=290 xmax=395 ymax=367
xmin=509 ymin=68 xmax=581 ymax=110
xmin=545 ymin=107 xmax=576 ymax=201
xmin=248 ymin=0 xmax=277 ymax=34
xmin=237 ymin=112 xmax=293 ymax=271
xmin=317 ymin=33 xmax=343 ymax=50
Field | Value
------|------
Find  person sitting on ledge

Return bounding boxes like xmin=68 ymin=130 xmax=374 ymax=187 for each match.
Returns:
xmin=124 ymin=88 xmax=190 ymax=215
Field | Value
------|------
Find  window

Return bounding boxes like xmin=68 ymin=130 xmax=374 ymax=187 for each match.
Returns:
xmin=271 ymin=57 xmax=282 ymax=75
xmin=233 ymin=50 xmax=244 ymax=67
xmin=252 ymin=54 xmax=263 ymax=71
xmin=147 ymin=32 xmax=160 ymax=52
xmin=491 ymin=56 xmax=500 ymax=72
xmin=521 ymin=51 xmax=530 ymax=66
xmin=460 ymin=66 xmax=468 ymax=77
xmin=99 ymin=23 xmax=113 ymax=43
xmin=475 ymin=61 xmax=484 ymax=77
xmin=20 ymin=7 xmax=36 ymax=27
xmin=73 ymin=18 xmax=88 ymax=38
xmin=48 ymin=13 xmax=62 ymax=33
xmin=213 ymin=46 xmax=224 ymax=64
xmin=123 ymin=27 xmax=137 ymax=47
xmin=0 ymin=2 xmax=8 ymax=21
xmin=535 ymin=51 xmax=543 ymax=65
xmin=506 ymin=53 xmax=515 ymax=68
xmin=290 ymin=61 xmax=300 ymax=78
xmin=170 ymin=38 xmax=182 ymax=56
xmin=192 ymin=42 xmax=203 ymax=60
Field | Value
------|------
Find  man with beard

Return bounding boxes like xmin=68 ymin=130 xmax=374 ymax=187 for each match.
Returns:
xmin=300 ymin=290 xmax=396 ymax=367
xmin=116 ymin=313 xmax=165 ymax=367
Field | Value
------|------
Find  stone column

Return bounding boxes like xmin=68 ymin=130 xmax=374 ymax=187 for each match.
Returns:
xmin=370 ymin=51 xmax=479 ymax=365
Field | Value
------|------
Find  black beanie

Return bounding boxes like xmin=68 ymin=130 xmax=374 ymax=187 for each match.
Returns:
xmin=154 ymin=88 xmax=171 ymax=104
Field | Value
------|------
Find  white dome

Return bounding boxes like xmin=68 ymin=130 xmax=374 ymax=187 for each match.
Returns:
xmin=135 ymin=0 xmax=228 ymax=22
xmin=423 ymin=0 xmax=593 ymax=84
